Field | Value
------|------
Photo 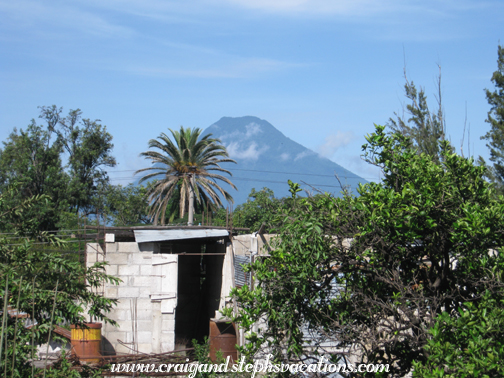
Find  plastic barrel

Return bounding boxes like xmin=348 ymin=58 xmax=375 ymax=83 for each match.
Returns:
xmin=71 ymin=323 xmax=102 ymax=364
xmin=209 ymin=321 xmax=238 ymax=363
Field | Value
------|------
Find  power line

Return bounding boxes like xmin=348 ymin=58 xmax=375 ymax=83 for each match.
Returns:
xmin=0 ymin=229 xmax=96 ymax=236
xmin=230 ymin=177 xmax=348 ymax=189
xmin=106 ymin=168 xmax=380 ymax=181
xmin=0 ymin=234 xmax=99 ymax=240
xmin=231 ymin=168 xmax=365 ymax=179
xmin=107 ymin=175 xmax=370 ymax=188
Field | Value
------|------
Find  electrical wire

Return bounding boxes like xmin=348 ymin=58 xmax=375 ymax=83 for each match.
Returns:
xmin=104 ymin=167 xmax=380 ymax=181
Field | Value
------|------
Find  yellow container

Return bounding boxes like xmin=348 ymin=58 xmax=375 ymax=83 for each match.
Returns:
xmin=70 ymin=323 xmax=102 ymax=364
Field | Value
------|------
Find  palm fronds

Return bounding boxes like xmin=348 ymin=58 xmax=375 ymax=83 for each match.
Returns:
xmin=136 ymin=127 xmax=237 ymax=225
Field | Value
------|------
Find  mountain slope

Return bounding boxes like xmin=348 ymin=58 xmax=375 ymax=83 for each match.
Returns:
xmin=203 ymin=116 xmax=367 ymax=205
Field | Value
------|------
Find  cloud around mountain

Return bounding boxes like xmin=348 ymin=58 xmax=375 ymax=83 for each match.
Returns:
xmin=317 ymin=130 xmax=355 ymax=158
xmin=204 ymin=116 xmax=367 ymax=204
xmin=225 ymin=141 xmax=270 ymax=161
xmin=217 ymin=122 xmax=270 ymax=161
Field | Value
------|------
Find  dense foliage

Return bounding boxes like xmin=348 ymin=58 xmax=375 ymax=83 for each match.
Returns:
xmin=224 ymin=125 xmax=504 ymax=377
xmin=0 ymin=106 xmax=151 ymax=230
xmin=0 ymin=190 xmax=120 ymax=377
xmin=0 ymin=107 xmax=112 ymax=231
xmin=0 ymin=120 xmax=69 ymax=232
xmin=95 ymin=183 xmax=150 ymax=227
xmin=38 ymin=106 xmax=117 ymax=215
xmin=211 ymin=188 xmax=289 ymax=232
xmin=413 ymin=291 xmax=504 ymax=378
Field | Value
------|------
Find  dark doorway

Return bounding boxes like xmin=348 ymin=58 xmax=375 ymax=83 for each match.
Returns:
xmin=173 ymin=239 xmax=225 ymax=348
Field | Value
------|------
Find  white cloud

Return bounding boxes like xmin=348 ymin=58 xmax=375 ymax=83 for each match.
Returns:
xmin=214 ymin=0 xmax=491 ymax=19
xmin=280 ymin=153 xmax=290 ymax=161
xmin=221 ymin=0 xmax=382 ymax=15
xmin=1 ymin=0 xmax=490 ymax=43
xmin=317 ymin=131 xmax=355 ymax=158
xmin=294 ymin=150 xmax=314 ymax=161
xmin=79 ymin=0 xmax=197 ymax=21
xmin=226 ymin=141 xmax=269 ymax=160
xmin=245 ymin=123 xmax=262 ymax=137
xmin=217 ymin=123 xmax=262 ymax=142
xmin=0 ymin=0 xmax=135 ymax=39
xmin=217 ymin=130 xmax=240 ymax=141
xmin=115 ymin=57 xmax=299 ymax=79
xmin=339 ymin=155 xmax=383 ymax=182
xmin=0 ymin=0 xmax=301 ymax=79
xmin=51 ymin=0 xmax=493 ymax=20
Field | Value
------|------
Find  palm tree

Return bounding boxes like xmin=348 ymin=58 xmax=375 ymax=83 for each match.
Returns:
xmin=135 ymin=126 xmax=237 ymax=225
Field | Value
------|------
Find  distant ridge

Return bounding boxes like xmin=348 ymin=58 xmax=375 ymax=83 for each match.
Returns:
xmin=203 ymin=116 xmax=367 ymax=205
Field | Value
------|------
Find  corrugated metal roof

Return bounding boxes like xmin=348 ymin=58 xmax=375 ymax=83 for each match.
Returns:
xmin=234 ymin=255 xmax=251 ymax=288
xmin=134 ymin=229 xmax=229 ymax=243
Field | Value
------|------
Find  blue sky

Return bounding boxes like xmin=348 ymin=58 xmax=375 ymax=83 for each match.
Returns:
xmin=1 ymin=0 xmax=503 ymax=185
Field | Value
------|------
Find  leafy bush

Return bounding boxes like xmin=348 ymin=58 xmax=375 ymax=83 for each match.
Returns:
xmin=225 ymin=125 xmax=504 ymax=377
xmin=413 ymin=292 xmax=504 ymax=378
xmin=0 ymin=190 xmax=120 ymax=377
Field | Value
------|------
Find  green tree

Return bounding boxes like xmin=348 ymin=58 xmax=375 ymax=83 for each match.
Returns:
xmin=136 ymin=126 xmax=237 ymax=225
xmin=0 ymin=189 xmax=120 ymax=377
xmin=101 ymin=183 xmax=150 ymax=226
xmin=388 ymin=68 xmax=447 ymax=163
xmin=480 ymin=45 xmax=504 ymax=194
xmin=234 ymin=188 xmax=281 ymax=231
xmin=211 ymin=187 xmax=302 ymax=232
xmin=0 ymin=106 xmax=117 ymax=232
xmin=210 ymin=188 xmax=280 ymax=231
xmin=0 ymin=123 xmax=68 ymax=232
xmin=225 ymin=126 xmax=504 ymax=377
xmin=39 ymin=105 xmax=116 ymax=215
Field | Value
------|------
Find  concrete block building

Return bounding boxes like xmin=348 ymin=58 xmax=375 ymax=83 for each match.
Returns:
xmin=86 ymin=226 xmax=272 ymax=356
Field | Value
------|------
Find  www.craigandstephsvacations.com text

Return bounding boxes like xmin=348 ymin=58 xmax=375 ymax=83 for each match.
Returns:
xmin=109 ymin=355 xmax=390 ymax=377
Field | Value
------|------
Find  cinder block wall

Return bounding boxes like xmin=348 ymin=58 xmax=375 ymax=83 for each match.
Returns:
xmin=85 ymin=234 xmax=259 ymax=356
xmin=232 ymin=234 xmax=275 ymax=256
xmin=86 ymin=241 xmax=176 ymax=355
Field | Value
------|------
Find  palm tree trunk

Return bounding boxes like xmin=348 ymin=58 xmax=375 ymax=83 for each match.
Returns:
xmin=188 ymin=173 xmax=195 ymax=226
